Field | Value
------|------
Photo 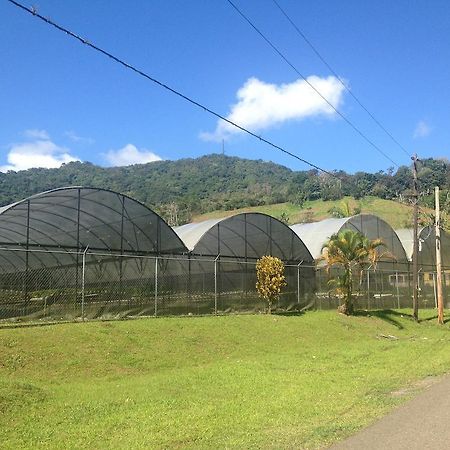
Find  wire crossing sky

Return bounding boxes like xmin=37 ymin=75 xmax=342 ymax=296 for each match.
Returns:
xmin=226 ymin=0 xmax=401 ymax=168
xmin=6 ymin=0 xmax=338 ymax=177
xmin=270 ymin=0 xmax=411 ymax=160
xmin=0 ymin=0 xmax=448 ymax=174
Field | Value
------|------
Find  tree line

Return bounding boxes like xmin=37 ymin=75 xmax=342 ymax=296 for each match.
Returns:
xmin=0 ymin=154 xmax=448 ymax=225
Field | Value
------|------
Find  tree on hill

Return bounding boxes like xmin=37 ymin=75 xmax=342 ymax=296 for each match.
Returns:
xmin=0 ymin=154 xmax=448 ymax=227
xmin=328 ymin=199 xmax=361 ymax=218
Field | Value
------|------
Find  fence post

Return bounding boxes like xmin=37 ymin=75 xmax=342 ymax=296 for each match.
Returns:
xmin=432 ymin=272 xmax=437 ymax=309
xmin=81 ymin=246 xmax=89 ymax=321
xmin=418 ymin=268 xmax=422 ymax=308
xmin=214 ymin=255 xmax=220 ymax=315
xmin=367 ymin=268 xmax=371 ymax=310
xmin=297 ymin=262 xmax=303 ymax=305
xmin=395 ymin=271 xmax=400 ymax=309
xmin=154 ymin=256 xmax=158 ymax=316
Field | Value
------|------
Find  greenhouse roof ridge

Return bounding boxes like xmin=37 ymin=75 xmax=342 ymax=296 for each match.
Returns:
xmin=291 ymin=214 xmax=408 ymax=263
xmin=0 ymin=187 xmax=188 ymax=273
xmin=175 ymin=212 xmax=314 ymax=262
xmin=0 ymin=186 xmax=157 ymax=218
xmin=396 ymin=226 xmax=450 ymax=268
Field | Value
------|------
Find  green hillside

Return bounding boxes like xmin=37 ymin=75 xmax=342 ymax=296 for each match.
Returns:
xmin=0 ymin=154 xmax=448 ymax=227
xmin=193 ymin=196 xmax=426 ymax=230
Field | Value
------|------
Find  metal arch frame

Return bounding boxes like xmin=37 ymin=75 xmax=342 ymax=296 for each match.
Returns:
xmin=19 ymin=192 xmax=139 ymax=251
xmin=0 ymin=187 xmax=187 ymax=255
xmin=20 ymin=189 xmax=159 ymax=251
xmin=186 ymin=212 xmax=314 ymax=264
xmin=240 ymin=213 xmax=313 ymax=262
xmin=0 ymin=186 xmax=189 ymax=315
xmin=343 ymin=214 xmax=409 ymax=263
xmin=0 ymin=192 xmax=120 ymax=251
xmin=0 ymin=186 xmax=189 ymax=301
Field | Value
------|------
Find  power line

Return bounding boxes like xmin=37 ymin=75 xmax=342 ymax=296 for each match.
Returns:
xmin=226 ymin=0 xmax=401 ymax=168
xmin=271 ymin=0 xmax=410 ymax=158
xmin=4 ymin=0 xmax=427 ymax=241
xmin=6 ymin=0 xmax=337 ymax=177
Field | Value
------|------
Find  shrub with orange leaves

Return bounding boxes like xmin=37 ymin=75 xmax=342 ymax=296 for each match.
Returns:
xmin=256 ymin=255 xmax=286 ymax=314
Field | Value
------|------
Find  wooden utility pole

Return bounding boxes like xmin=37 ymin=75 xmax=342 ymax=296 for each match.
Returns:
xmin=412 ymin=155 xmax=419 ymax=321
xmin=435 ymin=186 xmax=444 ymax=324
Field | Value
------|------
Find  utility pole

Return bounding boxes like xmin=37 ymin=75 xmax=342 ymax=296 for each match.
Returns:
xmin=412 ymin=154 xmax=419 ymax=321
xmin=435 ymin=186 xmax=444 ymax=324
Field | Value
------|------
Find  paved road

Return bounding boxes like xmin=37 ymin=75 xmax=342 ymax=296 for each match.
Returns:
xmin=330 ymin=375 xmax=450 ymax=449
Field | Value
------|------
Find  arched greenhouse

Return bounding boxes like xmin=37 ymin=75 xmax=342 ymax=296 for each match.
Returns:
xmin=0 ymin=187 xmax=188 ymax=320
xmin=290 ymin=214 xmax=408 ymax=265
xmin=175 ymin=213 xmax=315 ymax=312
xmin=290 ymin=214 xmax=410 ymax=309
xmin=396 ymin=226 xmax=450 ymax=304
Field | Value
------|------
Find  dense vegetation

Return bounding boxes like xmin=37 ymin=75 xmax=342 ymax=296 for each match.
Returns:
xmin=0 ymin=154 xmax=448 ymax=225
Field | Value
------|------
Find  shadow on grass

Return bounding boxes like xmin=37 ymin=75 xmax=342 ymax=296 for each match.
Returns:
xmin=421 ymin=314 xmax=438 ymax=322
xmin=354 ymin=309 xmax=415 ymax=329
xmin=274 ymin=310 xmax=306 ymax=317
xmin=420 ymin=314 xmax=450 ymax=325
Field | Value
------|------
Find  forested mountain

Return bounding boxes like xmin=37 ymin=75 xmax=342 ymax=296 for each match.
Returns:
xmin=0 ymin=154 xmax=448 ymax=225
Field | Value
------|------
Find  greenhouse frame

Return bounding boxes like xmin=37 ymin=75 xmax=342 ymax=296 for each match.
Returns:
xmin=290 ymin=214 xmax=416 ymax=309
xmin=0 ymin=187 xmax=448 ymax=323
xmin=0 ymin=186 xmax=188 ymax=257
xmin=0 ymin=190 xmax=316 ymax=322
xmin=290 ymin=214 xmax=408 ymax=266
xmin=0 ymin=187 xmax=193 ymax=320
xmin=175 ymin=212 xmax=314 ymax=262
xmin=174 ymin=213 xmax=316 ymax=312
xmin=396 ymin=226 xmax=450 ymax=300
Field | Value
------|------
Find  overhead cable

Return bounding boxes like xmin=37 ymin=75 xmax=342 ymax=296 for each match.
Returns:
xmin=6 ymin=0 xmax=338 ymax=177
xmin=226 ymin=0 xmax=401 ymax=168
xmin=271 ymin=0 xmax=410 ymax=158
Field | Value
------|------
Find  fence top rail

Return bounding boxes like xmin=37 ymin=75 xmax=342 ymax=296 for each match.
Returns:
xmin=0 ymin=246 xmax=188 ymax=261
xmin=0 ymin=247 xmax=447 ymax=272
xmin=0 ymin=246 xmax=315 ymax=266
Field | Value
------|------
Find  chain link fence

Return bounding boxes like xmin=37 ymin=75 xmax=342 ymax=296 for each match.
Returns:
xmin=314 ymin=262 xmax=450 ymax=311
xmin=0 ymin=249 xmax=448 ymax=324
xmin=0 ymin=249 xmax=314 ymax=322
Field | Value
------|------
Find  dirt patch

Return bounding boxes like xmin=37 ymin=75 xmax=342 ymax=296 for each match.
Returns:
xmin=391 ymin=375 xmax=446 ymax=398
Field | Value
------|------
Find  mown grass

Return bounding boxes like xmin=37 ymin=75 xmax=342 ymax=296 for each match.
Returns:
xmin=192 ymin=196 xmax=425 ymax=229
xmin=1 ymin=310 xmax=450 ymax=449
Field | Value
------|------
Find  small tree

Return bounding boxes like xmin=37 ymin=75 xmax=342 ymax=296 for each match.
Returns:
xmin=256 ymin=256 xmax=286 ymax=314
xmin=278 ymin=212 xmax=290 ymax=225
xmin=321 ymin=230 xmax=386 ymax=315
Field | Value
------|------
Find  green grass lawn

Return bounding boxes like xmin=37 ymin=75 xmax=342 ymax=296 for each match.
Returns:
xmin=1 ymin=310 xmax=450 ymax=449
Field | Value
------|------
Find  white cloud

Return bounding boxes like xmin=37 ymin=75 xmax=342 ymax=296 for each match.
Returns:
xmin=23 ymin=129 xmax=50 ymax=140
xmin=103 ymin=144 xmax=162 ymax=167
xmin=200 ymin=76 xmax=346 ymax=141
xmin=0 ymin=136 xmax=79 ymax=172
xmin=64 ymin=130 xmax=95 ymax=145
xmin=413 ymin=120 xmax=432 ymax=139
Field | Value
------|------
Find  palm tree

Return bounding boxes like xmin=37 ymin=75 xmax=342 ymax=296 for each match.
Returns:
xmin=321 ymin=230 xmax=386 ymax=315
xmin=360 ymin=235 xmax=386 ymax=269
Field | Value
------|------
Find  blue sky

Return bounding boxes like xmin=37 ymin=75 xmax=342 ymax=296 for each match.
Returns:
xmin=0 ymin=0 xmax=449 ymax=174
